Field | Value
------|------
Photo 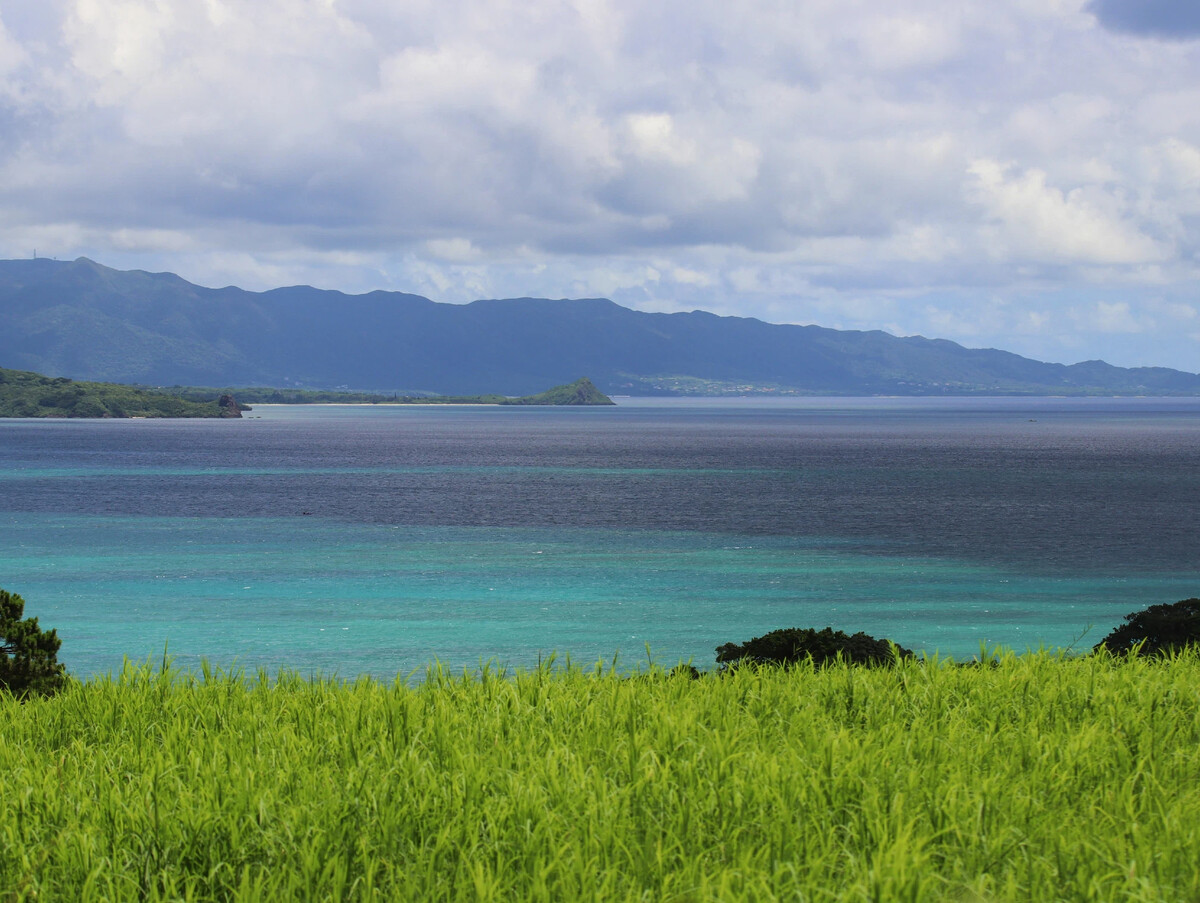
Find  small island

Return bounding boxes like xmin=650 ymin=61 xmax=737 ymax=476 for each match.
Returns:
xmin=499 ymin=377 xmax=616 ymax=406
xmin=0 ymin=369 xmax=615 ymax=417
xmin=168 ymin=377 xmax=616 ymax=407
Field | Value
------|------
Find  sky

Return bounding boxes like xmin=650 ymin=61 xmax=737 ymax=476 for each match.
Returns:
xmin=1 ymin=0 xmax=1200 ymax=371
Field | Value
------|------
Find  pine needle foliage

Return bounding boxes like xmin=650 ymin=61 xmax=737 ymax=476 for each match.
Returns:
xmin=4 ymin=652 xmax=1200 ymax=901
xmin=0 ymin=588 xmax=66 ymax=698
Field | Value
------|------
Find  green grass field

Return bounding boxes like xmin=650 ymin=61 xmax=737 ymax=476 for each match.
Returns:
xmin=4 ymin=651 xmax=1200 ymax=901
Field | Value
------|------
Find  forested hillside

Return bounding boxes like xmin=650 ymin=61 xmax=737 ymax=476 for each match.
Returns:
xmin=0 ymin=366 xmax=239 ymax=418
xmin=3 ymin=257 xmax=1199 ymax=396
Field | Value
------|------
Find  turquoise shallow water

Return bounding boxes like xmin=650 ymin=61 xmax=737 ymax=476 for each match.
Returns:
xmin=3 ymin=512 xmax=1193 ymax=678
xmin=2 ymin=397 xmax=1199 ymax=678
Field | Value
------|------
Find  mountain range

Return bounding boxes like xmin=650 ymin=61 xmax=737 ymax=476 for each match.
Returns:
xmin=2 ymin=256 xmax=1198 ymax=396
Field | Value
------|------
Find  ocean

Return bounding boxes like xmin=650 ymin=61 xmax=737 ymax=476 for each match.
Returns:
xmin=2 ymin=397 xmax=1198 ymax=679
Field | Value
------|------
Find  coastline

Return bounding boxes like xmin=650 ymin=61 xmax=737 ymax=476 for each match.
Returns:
xmin=247 ymin=401 xmax=526 ymax=407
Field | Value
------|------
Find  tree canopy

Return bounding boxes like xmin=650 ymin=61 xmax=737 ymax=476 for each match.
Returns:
xmin=1093 ymin=598 xmax=1200 ymax=657
xmin=716 ymin=626 xmax=913 ymax=670
xmin=0 ymin=366 xmax=237 ymax=418
xmin=1 ymin=589 xmax=67 ymax=698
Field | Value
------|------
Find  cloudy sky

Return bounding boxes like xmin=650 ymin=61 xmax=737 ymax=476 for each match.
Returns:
xmin=2 ymin=0 xmax=1200 ymax=370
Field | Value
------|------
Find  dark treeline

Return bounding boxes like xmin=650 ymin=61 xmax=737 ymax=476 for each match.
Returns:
xmin=0 ymin=366 xmax=234 ymax=418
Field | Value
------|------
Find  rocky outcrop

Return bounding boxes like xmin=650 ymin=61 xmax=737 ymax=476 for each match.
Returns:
xmin=499 ymin=377 xmax=616 ymax=405
xmin=217 ymin=394 xmax=244 ymax=418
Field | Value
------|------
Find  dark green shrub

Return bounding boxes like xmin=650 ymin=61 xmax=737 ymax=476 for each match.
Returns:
xmin=0 ymin=589 xmax=67 ymax=698
xmin=716 ymin=626 xmax=913 ymax=670
xmin=1093 ymin=598 xmax=1200 ymax=657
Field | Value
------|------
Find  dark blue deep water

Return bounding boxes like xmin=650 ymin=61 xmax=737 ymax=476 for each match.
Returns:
xmin=2 ymin=397 xmax=1198 ymax=678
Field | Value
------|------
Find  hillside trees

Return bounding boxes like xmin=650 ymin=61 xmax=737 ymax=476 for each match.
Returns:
xmin=0 ymin=365 xmax=234 ymax=418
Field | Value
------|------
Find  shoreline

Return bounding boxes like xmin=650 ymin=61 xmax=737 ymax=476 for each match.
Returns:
xmin=247 ymin=401 xmax=518 ymax=407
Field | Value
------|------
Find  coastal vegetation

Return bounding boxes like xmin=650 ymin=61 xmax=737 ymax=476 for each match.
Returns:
xmin=0 ymin=367 xmax=613 ymax=417
xmin=715 ymin=626 xmax=914 ymax=669
xmin=1092 ymin=597 xmax=1200 ymax=656
xmin=0 ymin=366 xmax=239 ymax=418
xmin=167 ymin=377 xmax=615 ymax=406
xmin=4 ymin=650 xmax=1200 ymax=901
xmin=166 ymin=385 xmax=508 ymax=404
xmin=498 ymin=377 xmax=615 ymax=405
xmin=0 ymin=589 xmax=66 ymax=698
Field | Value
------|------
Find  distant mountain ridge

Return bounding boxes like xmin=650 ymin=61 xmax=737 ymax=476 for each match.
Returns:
xmin=2 ymin=256 xmax=1199 ymax=396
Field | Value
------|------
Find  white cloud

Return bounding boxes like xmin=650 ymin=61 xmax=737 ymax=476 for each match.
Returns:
xmin=626 ymin=113 xmax=693 ymax=165
xmin=366 ymin=45 xmax=538 ymax=118
xmin=1003 ymin=94 xmax=1116 ymax=157
xmin=1155 ymin=138 xmax=1200 ymax=188
xmin=856 ymin=13 xmax=964 ymax=70
xmin=1148 ymin=298 xmax=1198 ymax=321
xmin=423 ymin=238 xmax=482 ymax=263
xmin=570 ymin=263 xmax=661 ymax=298
xmin=669 ymin=265 xmax=713 ymax=287
xmin=0 ymin=14 xmax=28 ymax=80
xmin=64 ymin=0 xmax=170 ymax=94
xmin=109 ymin=228 xmax=197 ymax=253
xmin=1075 ymin=300 xmax=1146 ymax=333
xmin=966 ymin=159 xmax=1165 ymax=264
xmin=924 ymin=305 xmax=989 ymax=338
xmin=1017 ymin=309 xmax=1052 ymax=334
